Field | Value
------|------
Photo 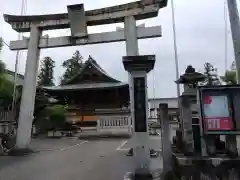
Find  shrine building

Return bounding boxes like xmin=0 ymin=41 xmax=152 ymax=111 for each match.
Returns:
xmin=40 ymin=56 xmax=130 ymax=126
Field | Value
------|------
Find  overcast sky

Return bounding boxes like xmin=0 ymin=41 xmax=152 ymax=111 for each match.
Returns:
xmin=0 ymin=0 xmax=237 ymax=98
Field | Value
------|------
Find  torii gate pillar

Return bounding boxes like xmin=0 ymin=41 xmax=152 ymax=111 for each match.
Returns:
xmin=16 ymin=26 xmax=42 ymax=148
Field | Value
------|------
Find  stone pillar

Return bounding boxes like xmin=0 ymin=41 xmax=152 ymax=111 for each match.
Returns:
xmin=122 ymin=55 xmax=155 ymax=178
xmin=226 ymin=135 xmax=238 ymax=156
xmin=159 ymin=103 xmax=172 ymax=174
xmin=128 ymin=116 xmax=132 ymax=134
xmin=124 ymin=16 xmax=150 ymax=176
xmin=124 ymin=15 xmax=139 ymax=136
xmin=97 ymin=119 xmax=101 ymax=132
xmin=124 ymin=16 xmax=148 ymax=172
xmin=16 ymin=25 xmax=41 ymax=149
xmin=180 ymin=96 xmax=194 ymax=154
xmin=124 ymin=16 xmax=139 ymax=56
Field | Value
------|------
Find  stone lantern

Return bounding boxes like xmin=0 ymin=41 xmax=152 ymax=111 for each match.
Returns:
xmin=176 ymin=65 xmax=205 ymax=90
xmin=175 ymin=65 xmax=205 ymax=154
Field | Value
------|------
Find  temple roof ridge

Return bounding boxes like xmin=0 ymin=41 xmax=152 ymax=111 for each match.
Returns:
xmin=63 ymin=56 xmax=120 ymax=85
xmin=87 ymin=55 xmax=110 ymax=77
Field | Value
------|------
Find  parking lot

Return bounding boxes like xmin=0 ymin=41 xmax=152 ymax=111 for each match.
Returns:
xmin=0 ymin=133 xmax=167 ymax=180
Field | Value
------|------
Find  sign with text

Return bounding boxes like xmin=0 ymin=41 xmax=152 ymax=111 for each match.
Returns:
xmin=202 ymin=95 xmax=233 ymax=131
xmin=133 ymin=77 xmax=147 ymax=132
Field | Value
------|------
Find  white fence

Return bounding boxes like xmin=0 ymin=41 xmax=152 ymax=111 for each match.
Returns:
xmin=0 ymin=111 xmax=13 ymax=134
xmin=97 ymin=115 xmax=132 ymax=133
xmin=0 ymin=111 xmax=13 ymax=122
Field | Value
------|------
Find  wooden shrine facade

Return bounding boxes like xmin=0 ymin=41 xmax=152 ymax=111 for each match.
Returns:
xmin=40 ymin=56 xmax=130 ymax=125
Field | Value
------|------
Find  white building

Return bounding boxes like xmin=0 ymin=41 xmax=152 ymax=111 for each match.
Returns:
xmin=148 ymin=97 xmax=179 ymax=121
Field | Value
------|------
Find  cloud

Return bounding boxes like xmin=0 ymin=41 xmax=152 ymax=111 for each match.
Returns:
xmin=0 ymin=0 xmax=235 ymax=98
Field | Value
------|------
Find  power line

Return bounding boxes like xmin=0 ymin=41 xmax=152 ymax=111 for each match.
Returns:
xmin=0 ymin=20 xmax=10 ymax=48
xmin=11 ymin=0 xmax=27 ymax=124
xmin=2 ymin=38 xmax=10 ymax=48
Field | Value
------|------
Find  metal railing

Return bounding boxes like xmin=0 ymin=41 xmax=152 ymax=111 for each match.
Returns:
xmin=0 ymin=111 xmax=13 ymax=122
xmin=97 ymin=116 xmax=132 ymax=133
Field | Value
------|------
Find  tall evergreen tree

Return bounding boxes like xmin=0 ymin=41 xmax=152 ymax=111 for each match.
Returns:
xmin=61 ymin=50 xmax=84 ymax=84
xmin=202 ymin=62 xmax=221 ymax=86
xmin=37 ymin=57 xmax=55 ymax=86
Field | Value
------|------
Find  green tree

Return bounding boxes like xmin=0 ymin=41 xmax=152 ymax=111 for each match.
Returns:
xmin=221 ymin=70 xmax=237 ymax=85
xmin=0 ymin=37 xmax=14 ymax=109
xmin=0 ymin=60 xmax=5 ymax=75
xmin=0 ymin=37 xmax=3 ymax=52
xmin=61 ymin=50 xmax=84 ymax=84
xmin=33 ymin=90 xmax=50 ymax=122
xmin=31 ymin=90 xmax=60 ymax=134
xmin=0 ymin=71 xmax=14 ymax=109
xmin=0 ymin=38 xmax=4 ymax=73
xmin=37 ymin=57 xmax=55 ymax=86
xmin=221 ymin=62 xmax=237 ymax=85
xmin=45 ymin=105 xmax=67 ymax=135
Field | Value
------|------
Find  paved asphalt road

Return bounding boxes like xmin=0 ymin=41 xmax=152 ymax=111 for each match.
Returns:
xmin=0 ymin=137 xmax=164 ymax=180
xmin=0 ymin=125 xmax=177 ymax=180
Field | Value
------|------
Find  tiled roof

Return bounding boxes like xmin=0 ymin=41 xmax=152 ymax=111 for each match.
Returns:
xmin=42 ymin=82 xmax=128 ymax=91
xmin=63 ymin=56 xmax=120 ymax=85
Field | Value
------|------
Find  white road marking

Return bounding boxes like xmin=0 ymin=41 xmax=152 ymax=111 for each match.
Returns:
xmin=37 ymin=140 xmax=88 ymax=152
xmin=116 ymin=140 xmax=163 ymax=152
xmin=116 ymin=140 xmax=128 ymax=151
xmin=117 ymin=148 xmax=131 ymax=151
xmin=59 ymin=141 xmax=88 ymax=151
xmin=117 ymin=148 xmax=163 ymax=152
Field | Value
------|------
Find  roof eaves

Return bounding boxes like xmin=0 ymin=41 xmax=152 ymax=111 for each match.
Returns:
xmin=62 ymin=61 xmax=88 ymax=85
xmin=42 ymin=82 xmax=129 ymax=91
xmin=88 ymin=59 xmax=120 ymax=83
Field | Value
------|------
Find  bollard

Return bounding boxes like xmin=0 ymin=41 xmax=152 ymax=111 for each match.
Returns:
xmin=96 ymin=120 xmax=100 ymax=132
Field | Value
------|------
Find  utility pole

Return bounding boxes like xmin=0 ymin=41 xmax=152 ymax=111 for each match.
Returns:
xmin=10 ymin=0 xmax=25 ymax=134
xmin=227 ymin=0 xmax=240 ymax=83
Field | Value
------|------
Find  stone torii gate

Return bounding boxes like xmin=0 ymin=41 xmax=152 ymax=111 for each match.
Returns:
xmin=4 ymin=0 xmax=167 ymax=177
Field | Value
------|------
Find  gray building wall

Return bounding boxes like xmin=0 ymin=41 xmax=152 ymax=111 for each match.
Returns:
xmin=4 ymin=69 xmax=24 ymax=86
xmin=148 ymin=97 xmax=178 ymax=120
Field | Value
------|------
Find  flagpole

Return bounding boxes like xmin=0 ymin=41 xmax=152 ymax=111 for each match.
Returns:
xmin=224 ymin=0 xmax=228 ymax=72
xmin=171 ymin=0 xmax=181 ymax=105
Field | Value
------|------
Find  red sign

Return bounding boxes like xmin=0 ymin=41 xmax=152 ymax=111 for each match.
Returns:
xmin=203 ymin=95 xmax=212 ymax=105
xmin=202 ymin=95 xmax=233 ymax=131
xmin=204 ymin=117 xmax=233 ymax=131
